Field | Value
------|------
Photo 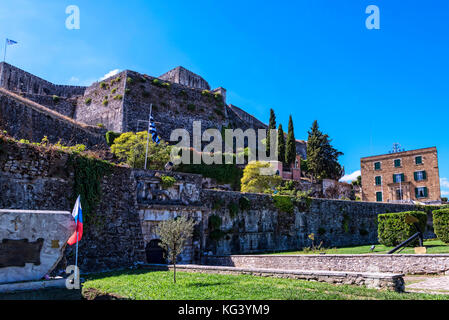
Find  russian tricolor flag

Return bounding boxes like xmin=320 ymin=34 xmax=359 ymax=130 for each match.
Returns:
xmin=67 ymin=195 xmax=83 ymax=246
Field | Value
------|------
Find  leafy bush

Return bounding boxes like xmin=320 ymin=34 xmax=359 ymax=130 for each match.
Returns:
xmin=241 ymin=161 xmax=282 ymax=194
xmin=110 ymin=131 xmax=172 ymax=170
xmin=160 ymin=175 xmax=176 ymax=189
xmin=273 ymin=195 xmax=294 ymax=214
xmin=187 ymin=104 xmax=196 ymax=112
xmin=125 ymin=88 xmax=131 ymax=94
xmin=111 ymin=88 xmax=117 ymax=94
xmin=175 ymin=151 xmax=243 ymax=191
xmin=162 ymin=82 xmax=171 ymax=89
xmin=126 ymin=77 xmax=133 ymax=85
xmin=52 ymin=95 xmax=60 ymax=103
xmin=378 ymin=211 xmax=427 ymax=246
xmin=100 ymin=82 xmax=107 ymax=89
xmin=85 ymin=98 xmax=92 ymax=105
xmin=113 ymin=94 xmax=123 ymax=100
xmin=105 ymin=131 xmax=121 ymax=147
xmin=433 ymin=209 xmax=449 ymax=244
xmin=202 ymin=90 xmax=211 ymax=97
xmin=102 ymin=100 xmax=108 ymax=106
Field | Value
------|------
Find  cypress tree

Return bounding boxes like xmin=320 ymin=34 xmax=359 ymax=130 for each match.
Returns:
xmin=266 ymin=108 xmax=276 ymax=155
xmin=285 ymin=115 xmax=296 ymax=166
xmin=277 ymin=124 xmax=286 ymax=164
xmin=306 ymin=120 xmax=344 ymax=181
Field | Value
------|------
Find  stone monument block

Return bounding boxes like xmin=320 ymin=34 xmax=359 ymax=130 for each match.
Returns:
xmin=0 ymin=210 xmax=75 ymax=284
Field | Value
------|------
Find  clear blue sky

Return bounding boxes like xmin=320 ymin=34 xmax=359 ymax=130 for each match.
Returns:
xmin=1 ymin=0 xmax=448 ymax=196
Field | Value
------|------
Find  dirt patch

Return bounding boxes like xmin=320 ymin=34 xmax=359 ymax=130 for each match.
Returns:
xmin=82 ymin=287 xmax=127 ymax=300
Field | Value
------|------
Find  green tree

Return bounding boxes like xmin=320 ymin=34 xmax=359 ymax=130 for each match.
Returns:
xmin=156 ymin=217 xmax=195 ymax=283
xmin=285 ymin=115 xmax=296 ymax=166
xmin=110 ymin=131 xmax=171 ymax=169
xmin=277 ymin=124 xmax=286 ymax=164
xmin=266 ymin=108 xmax=276 ymax=156
xmin=241 ymin=161 xmax=282 ymax=193
xmin=352 ymin=175 xmax=362 ymax=187
xmin=306 ymin=120 xmax=344 ymax=181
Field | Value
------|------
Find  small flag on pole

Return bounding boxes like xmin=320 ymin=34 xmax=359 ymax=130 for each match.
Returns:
xmin=149 ymin=116 xmax=160 ymax=144
xmin=67 ymin=195 xmax=83 ymax=245
xmin=6 ymin=39 xmax=18 ymax=46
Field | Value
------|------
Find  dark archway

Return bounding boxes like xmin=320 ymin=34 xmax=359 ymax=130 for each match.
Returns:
xmin=145 ymin=239 xmax=166 ymax=264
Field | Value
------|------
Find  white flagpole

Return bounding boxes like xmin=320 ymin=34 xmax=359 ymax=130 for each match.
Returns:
xmin=144 ymin=104 xmax=152 ymax=170
xmin=3 ymin=39 xmax=7 ymax=62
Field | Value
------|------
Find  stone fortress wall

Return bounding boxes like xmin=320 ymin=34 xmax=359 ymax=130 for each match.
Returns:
xmin=159 ymin=66 xmax=211 ymax=90
xmin=0 ymin=138 xmax=436 ymax=273
xmin=0 ymin=62 xmax=86 ymax=98
xmin=0 ymin=63 xmax=307 ymax=157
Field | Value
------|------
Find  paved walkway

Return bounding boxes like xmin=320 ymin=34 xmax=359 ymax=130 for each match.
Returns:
xmin=406 ymin=275 xmax=449 ymax=294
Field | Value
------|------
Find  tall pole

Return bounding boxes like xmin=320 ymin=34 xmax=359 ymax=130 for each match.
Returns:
xmin=3 ymin=39 xmax=7 ymax=62
xmin=144 ymin=104 xmax=152 ymax=170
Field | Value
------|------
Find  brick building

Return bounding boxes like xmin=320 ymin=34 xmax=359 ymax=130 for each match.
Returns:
xmin=360 ymin=147 xmax=441 ymax=204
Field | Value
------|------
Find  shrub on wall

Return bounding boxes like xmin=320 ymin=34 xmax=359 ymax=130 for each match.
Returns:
xmin=69 ymin=154 xmax=113 ymax=225
xmin=273 ymin=195 xmax=294 ymax=214
xmin=433 ymin=209 xmax=449 ymax=244
xmin=228 ymin=202 xmax=239 ymax=218
xmin=160 ymin=175 xmax=176 ymax=189
xmin=52 ymin=95 xmax=60 ymax=103
xmin=377 ymin=211 xmax=427 ymax=247
xmin=105 ymin=131 xmax=121 ymax=147
xmin=85 ymin=98 xmax=92 ymax=105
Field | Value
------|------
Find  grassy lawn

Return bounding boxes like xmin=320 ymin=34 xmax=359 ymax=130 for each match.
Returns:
xmin=266 ymin=239 xmax=449 ymax=255
xmin=80 ymin=269 xmax=449 ymax=300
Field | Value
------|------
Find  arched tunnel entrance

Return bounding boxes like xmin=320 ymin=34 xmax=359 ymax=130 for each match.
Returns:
xmin=145 ymin=239 xmax=166 ymax=264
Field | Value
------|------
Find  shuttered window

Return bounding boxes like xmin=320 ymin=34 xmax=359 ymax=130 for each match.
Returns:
xmin=374 ymin=162 xmax=381 ymax=170
xmin=393 ymin=173 xmax=404 ymax=183
xmin=415 ymin=156 xmax=423 ymax=165
xmin=415 ymin=187 xmax=428 ymax=198
xmin=375 ymin=176 xmax=382 ymax=186
xmin=394 ymin=159 xmax=401 ymax=167
xmin=414 ymin=171 xmax=427 ymax=181
xmin=376 ymin=192 xmax=383 ymax=202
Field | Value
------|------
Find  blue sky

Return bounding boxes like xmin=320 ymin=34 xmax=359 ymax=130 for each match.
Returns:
xmin=1 ymin=1 xmax=448 ymax=196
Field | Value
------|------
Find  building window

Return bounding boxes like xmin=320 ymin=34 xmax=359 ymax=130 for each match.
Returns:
xmin=415 ymin=156 xmax=423 ymax=165
xmin=394 ymin=159 xmax=401 ymax=168
xmin=414 ymin=171 xmax=427 ymax=181
xmin=415 ymin=187 xmax=428 ymax=199
xmin=374 ymin=162 xmax=381 ymax=170
xmin=393 ymin=173 xmax=404 ymax=183
xmin=376 ymin=192 xmax=383 ymax=202
xmin=375 ymin=176 xmax=382 ymax=186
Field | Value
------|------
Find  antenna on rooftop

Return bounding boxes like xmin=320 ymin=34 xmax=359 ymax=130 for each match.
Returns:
xmin=388 ymin=143 xmax=405 ymax=154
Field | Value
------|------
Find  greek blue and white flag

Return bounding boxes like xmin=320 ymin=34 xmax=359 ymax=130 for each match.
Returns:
xmin=149 ymin=116 xmax=160 ymax=144
xmin=6 ymin=39 xmax=18 ymax=46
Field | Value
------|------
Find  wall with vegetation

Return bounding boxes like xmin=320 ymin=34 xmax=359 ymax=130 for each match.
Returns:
xmin=201 ymin=190 xmax=428 ymax=255
xmin=0 ymin=136 xmax=146 ymax=272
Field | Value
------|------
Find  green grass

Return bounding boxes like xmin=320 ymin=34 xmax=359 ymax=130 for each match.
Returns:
xmin=266 ymin=239 xmax=449 ymax=255
xmin=80 ymin=269 xmax=449 ymax=300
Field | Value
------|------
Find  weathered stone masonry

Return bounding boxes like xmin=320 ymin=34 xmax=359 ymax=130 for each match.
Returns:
xmin=0 ymin=138 xmax=437 ymax=273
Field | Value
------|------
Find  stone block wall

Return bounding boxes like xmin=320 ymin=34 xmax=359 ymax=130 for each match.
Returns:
xmin=203 ymin=254 xmax=449 ymax=275
xmin=0 ymin=137 xmax=146 ymax=272
xmin=74 ymin=72 xmax=127 ymax=132
xmin=201 ymin=190 xmax=428 ymax=255
xmin=0 ymin=90 xmax=107 ymax=149
xmin=0 ymin=62 xmax=86 ymax=98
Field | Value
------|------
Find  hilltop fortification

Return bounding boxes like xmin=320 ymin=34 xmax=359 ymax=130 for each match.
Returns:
xmin=0 ymin=62 xmax=307 ymax=158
